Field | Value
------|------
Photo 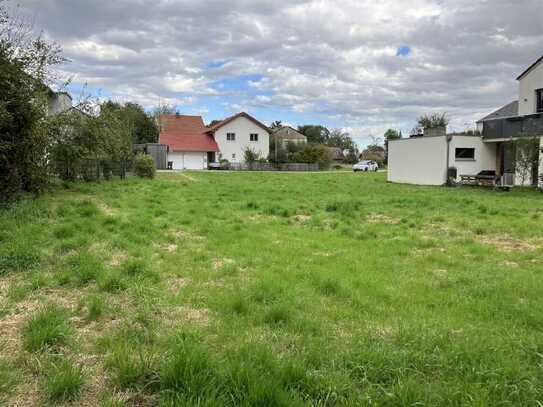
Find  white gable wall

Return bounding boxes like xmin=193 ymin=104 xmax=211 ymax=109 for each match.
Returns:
xmin=388 ymin=135 xmax=497 ymax=185
xmin=519 ymin=61 xmax=543 ymax=116
xmin=214 ymin=117 xmax=269 ymax=163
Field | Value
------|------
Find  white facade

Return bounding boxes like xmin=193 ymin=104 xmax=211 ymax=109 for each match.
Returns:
xmin=388 ymin=135 xmax=496 ymax=186
xmin=168 ymin=152 xmax=207 ymax=170
xmin=518 ymin=61 xmax=543 ymax=116
xmin=214 ymin=116 xmax=269 ymax=163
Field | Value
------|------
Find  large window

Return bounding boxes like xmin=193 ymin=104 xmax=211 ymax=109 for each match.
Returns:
xmin=536 ymin=88 xmax=543 ymax=113
xmin=227 ymin=133 xmax=236 ymax=141
xmin=250 ymin=133 xmax=259 ymax=142
xmin=455 ymin=147 xmax=475 ymax=160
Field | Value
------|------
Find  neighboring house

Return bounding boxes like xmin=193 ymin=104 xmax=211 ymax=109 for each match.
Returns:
xmin=158 ymin=112 xmax=270 ymax=170
xmin=389 ymin=55 xmax=543 ymax=187
xmin=272 ymin=126 xmax=307 ymax=148
xmin=327 ymin=147 xmax=345 ymax=162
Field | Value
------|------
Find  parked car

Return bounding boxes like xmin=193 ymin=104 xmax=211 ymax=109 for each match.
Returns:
xmin=353 ymin=160 xmax=379 ymax=172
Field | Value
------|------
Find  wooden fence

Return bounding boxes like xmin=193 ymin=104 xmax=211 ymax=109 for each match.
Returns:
xmin=225 ymin=162 xmax=319 ymax=172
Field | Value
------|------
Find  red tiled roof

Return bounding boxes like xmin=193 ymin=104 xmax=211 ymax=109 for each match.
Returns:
xmin=206 ymin=112 xmax=270 ymax=133
xmin=158 ymin=115 xmax=218 ymax=152
xmin=159 ymin=132 xmax=219 ymax=152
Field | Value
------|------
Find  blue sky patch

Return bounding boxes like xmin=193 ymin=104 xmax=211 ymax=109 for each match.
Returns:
xmin=396 ymin=46 xmax=411 ymax=57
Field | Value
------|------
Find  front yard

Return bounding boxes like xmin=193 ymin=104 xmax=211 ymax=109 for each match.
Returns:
xmin=1 ymin=171 xmax=543 ymax=405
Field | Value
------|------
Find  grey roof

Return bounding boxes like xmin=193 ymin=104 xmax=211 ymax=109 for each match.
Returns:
xmin=477 ymin=101 xmax=518 ymax=123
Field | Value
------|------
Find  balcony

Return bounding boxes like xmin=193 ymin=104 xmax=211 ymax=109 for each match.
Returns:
xmin=482 ymin=113 xmax=543 ymax=141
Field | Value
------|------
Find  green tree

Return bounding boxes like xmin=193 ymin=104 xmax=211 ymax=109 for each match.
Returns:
xmin=270 ymin=121 xmax=283 ymax=131
xmin=297 ymin=125 xmax=330 ymax=144
xmin=0 ymin=4 xmax=64 ymax=201
xmin=101 ymin=101 xmax=158 ymax=144
xmin=291 ymin=144 xmax=332 ymax=170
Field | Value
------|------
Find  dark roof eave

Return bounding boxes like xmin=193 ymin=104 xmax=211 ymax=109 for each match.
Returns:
xmin=516 ymin=55 xmax=543 ymax=80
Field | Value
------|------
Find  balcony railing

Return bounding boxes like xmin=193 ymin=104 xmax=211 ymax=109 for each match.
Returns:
xmin=483 ymin=113 xmax=543 ymax=140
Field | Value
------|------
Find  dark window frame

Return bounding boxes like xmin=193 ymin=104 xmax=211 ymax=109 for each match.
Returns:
xmin=536 ymin=88 xmax=543 ymax=113
xmin=250 ymin=133 xmax=259 ymax=142
xmin=455 ymin=147 xmax=475 ymax=161
xmin=226 ymin=132 xmax=236 ymax=141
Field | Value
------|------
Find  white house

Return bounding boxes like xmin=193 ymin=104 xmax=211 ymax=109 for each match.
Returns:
xmin=389 ymin=55 xmax=543 ymax=187
xmin=158 ymin=112 xmax=270 ymax=170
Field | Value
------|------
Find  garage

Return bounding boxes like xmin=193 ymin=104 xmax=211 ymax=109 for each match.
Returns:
xmin=168 ymin=151 xmax=206 ymax=170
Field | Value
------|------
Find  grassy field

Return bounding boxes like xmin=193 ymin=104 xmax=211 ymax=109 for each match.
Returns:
xmin=1 ymin=171 xmax=543 ymax=406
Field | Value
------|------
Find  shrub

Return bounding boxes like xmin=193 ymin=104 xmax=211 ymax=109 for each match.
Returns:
xmin=290 ymin=144 xmax=332 ymax=170
xmin=22 ymin=304 xmax=71 ymax=352
xmin=417 ymin=113 xmax=449 ymax=129
xmin=134 ymin=153 xmax=156 ymax=179
xmin=42 ymin=359 xmax=84 ymax=402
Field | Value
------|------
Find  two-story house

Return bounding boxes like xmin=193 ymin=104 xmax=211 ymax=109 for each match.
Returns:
xmin=388 ymin=55 xmax=543 ymax=187
xmin=158 ymin=112 xmax=270 ymax=170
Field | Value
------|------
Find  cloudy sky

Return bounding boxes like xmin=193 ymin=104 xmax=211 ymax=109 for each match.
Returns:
xmin=17 ymin=0 xmax=543 ymax=146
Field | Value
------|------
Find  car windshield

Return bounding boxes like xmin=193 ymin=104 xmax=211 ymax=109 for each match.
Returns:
xmin=357 ymin=161 xmax=371 ymax=165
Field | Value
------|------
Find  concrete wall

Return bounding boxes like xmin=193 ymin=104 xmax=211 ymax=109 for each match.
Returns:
xmin=388 ymin=136 xmax=448 ymax=185
xmin=388 ymin=135 xmax=497 ymax=185
xmin=519 ymin=62 xmax=543 ymax=116
xmin=449 ymin=136 xmax=496 ymax=176
xmin=214 ymin=117 xmax=270 ymax=163
xmin=47 ymin=92 xmax=72 ymax=116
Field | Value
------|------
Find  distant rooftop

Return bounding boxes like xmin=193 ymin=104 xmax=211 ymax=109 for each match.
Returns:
xmin=477 ymin=101 xmax=519 ymax=123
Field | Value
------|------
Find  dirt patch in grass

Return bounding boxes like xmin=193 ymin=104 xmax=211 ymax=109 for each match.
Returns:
xmin=366 ymin=214 xmax=400 ymax=225
xmin=213 ymin=258 xmax=235 ymax=271
xmin=167 ymin=276 xmax=191 ymax=293
xmin=170 ymin=228 xmax=206 ymax=241
xmin=108 ymin=250 xmax=128 ymax=267
xmin=501 ymin=260 xmax=520 ymax=268
xmin=162 ymin=305 xmax=211 ymax=328
xmin=412 ymin=247 xmax=446 ymax=257
xmin=291 ymin=214 xmax=312 ymax=224
xmin=478 ymin=235 xmax=540 ymax=252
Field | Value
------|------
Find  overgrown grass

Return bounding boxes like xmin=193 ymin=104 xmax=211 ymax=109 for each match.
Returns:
xmin=22 ymin=304 xmax=72 ymax=352
xmin=41 ymin=358 xmax=84 ymax=402
xmin=1 ymin=171 xmax=543 ymax=404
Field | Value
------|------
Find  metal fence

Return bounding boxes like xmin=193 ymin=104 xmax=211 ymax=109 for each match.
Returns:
xmin=225 ymin=162 xmax=319 ymax=172
xmin=55 ymin=159 xmax=131 ymax=182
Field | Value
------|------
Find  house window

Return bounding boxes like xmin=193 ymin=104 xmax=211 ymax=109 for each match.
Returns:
xmin=227 ymin=133 xmax=236 ymax=141
xmin=455 ymin=148 xmax=475 ymax=160
xmin=232 ymin=153 xmax=236 ymax=159
xmin=250 ymin=133 xmax=259 ymax=142
xmin=536 ymin=89 xmax=543 ymax=113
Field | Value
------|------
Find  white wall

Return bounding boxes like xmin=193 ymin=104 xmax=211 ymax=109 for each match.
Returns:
xmin=449 ymin=136 xmax=496 ymax=177
xmin=388 ymin=136 xmax=448 ymax=185
xmin=214 ymin=117 xmax=269 ymax=163
xmin=388 ymin=135 xmax=497 ymax=185
xmin=519 ymin=62 xmax=543 ymax=116
xmin=539 ymin=145 xmax=543 ymax=190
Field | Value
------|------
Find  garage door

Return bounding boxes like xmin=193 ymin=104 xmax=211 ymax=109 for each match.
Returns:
xmin=168 ymin=152 xmax=205 ymax=170
xmin=183 ymin=152 xmax=205 ymax=170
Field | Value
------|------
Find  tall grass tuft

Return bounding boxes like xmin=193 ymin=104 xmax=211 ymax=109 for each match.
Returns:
xmin=42 ymin=359 xmax=84 ymax=402
xmin=22 ymin=304 xmax=71 ymax=352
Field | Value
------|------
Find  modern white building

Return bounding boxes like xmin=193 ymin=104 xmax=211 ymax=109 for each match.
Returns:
xmin=158 ymin=112 xmax=270 ymax=170
xmin=389 ymin=55 xmax=543 ymax=187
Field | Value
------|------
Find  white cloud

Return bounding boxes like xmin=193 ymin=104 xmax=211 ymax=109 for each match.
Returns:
xmin=20 ymin=0 xmax=543 ymax=137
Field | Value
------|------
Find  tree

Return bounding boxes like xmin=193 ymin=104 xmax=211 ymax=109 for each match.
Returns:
xmin=417 ymin=113 xmax=449 ymax=129
xmin=0 ymin=3 xmax=64 ymax=201
xmin=327 ymin=129 xmax=355 ymax=151
xmin=208 ymin=119 xmax=222 ymax=127
xmin=270 ymin=121 xmax=283 ymax=131
xmin=101 ymin=101 xmax=158 ymax=144
xmin=290 ymin=144 xmax=332 ymax=170
xmin=360 ymin=144 xmax=386 ymax=166
xmin=513 ymin=137 xmax=540 ymax=186
xmin=297 ymin=125 xmax=330 ymax=144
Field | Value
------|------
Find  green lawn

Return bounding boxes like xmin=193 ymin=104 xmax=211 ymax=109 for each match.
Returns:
xmin=1 ymin=171 xmax=543 ymax=405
